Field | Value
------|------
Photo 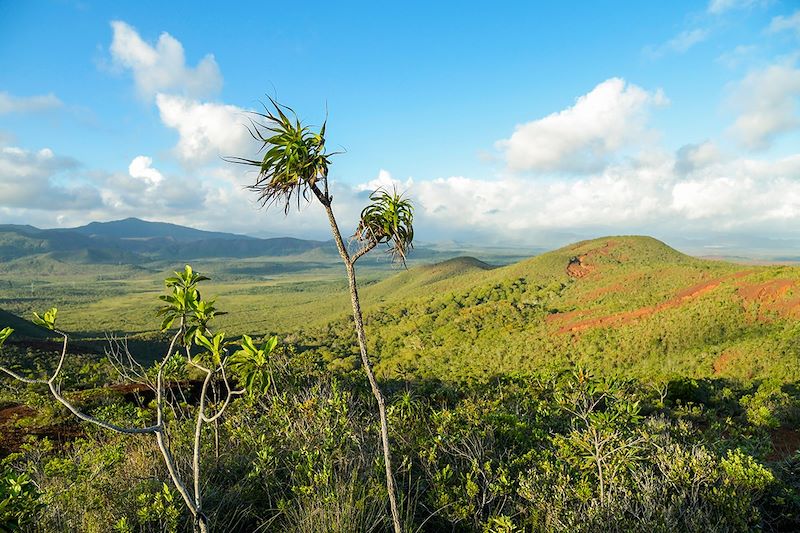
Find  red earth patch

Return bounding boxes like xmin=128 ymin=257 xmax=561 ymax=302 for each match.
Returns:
xmin=737 ymin=279 xmax=800 ymax=320
xmin=553 ymin=270 xmax=756 ymax=334
xmin=566 ymin=241 xmax=620 ymax=279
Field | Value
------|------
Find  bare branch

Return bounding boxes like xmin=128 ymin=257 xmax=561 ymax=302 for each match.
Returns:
xmin=105 ymin=334 xmax=152 ymax=389
xmin=47 ymin=331 xmax=69 ymax=387
xmin=47 ymin=380 xmax=160 ymax=434
xmin=0 ymin=366 xmax=47 ymax=385
xmin=202 ymin=363 xmax=245 ymax=424
xmin=193 ymin=365 xmax=213 ymax=510
xmin=155 ymin=427 xmax=198 ymax=516
xmin=0 ymin=331 xmax=161 ymax=434
xmin=351 ymin=240 xmax=377 ymax=264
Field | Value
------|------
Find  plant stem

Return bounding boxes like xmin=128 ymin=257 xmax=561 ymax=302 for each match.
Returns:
xmin=317 ymin=190 xmax=402 ymax=533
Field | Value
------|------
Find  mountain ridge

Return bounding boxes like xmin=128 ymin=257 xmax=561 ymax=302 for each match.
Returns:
xmin=64 ymin=217 xmax=256 ymax=242
xmin=0 ymin=217 xmax=332 ymax=263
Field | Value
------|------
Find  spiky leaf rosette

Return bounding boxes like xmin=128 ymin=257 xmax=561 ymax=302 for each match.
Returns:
xmin=355 ymin=188 xmax=414 ymax=264
xmin=226 ymin=98 xmax=333 ymax=213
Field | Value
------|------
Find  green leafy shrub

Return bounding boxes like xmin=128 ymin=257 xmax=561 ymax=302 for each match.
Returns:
xmin=0 ymin=467 xmax=40 ymax=532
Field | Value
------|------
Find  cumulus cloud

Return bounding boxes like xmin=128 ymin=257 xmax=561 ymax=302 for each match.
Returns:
xmin=0 ymin=139 xmax=222 ymax=225
xmin=769 ymin=11 xmax=800 ymax=36
xmin=109 ymin=20 xmax=222 ymax=100
xmin=100 ymin=165 xmax=207 ymax=214
xmin=356 ymin=169 xmax=413 ymax=193
xmin=411 ymin=155 xmax=672 ymax=237
xmin=496 ymin=78 xmax=667 ymax=173
xmin=643 ymin=29 xmax=710 ymax=58
xmin=156 ymin=94 xmax=252 ymax=164
xmin=671 ymin=178 xmax=745 ymax=219
xmin=728 ymin=63 xmax=800 ymax=150
xmin=0 ymin=145 xmax=100 ymax=210
xmin=128 ymin=155 xmax=164 ymax=187
xmin=671 ymin=155 xmax=800 ymax=223
xmin=0 ymin=91 xmax=62 ymax=115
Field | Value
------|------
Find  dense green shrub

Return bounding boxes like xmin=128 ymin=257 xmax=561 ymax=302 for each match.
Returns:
xmin=3 ymin=360 xmax=800 ymax=531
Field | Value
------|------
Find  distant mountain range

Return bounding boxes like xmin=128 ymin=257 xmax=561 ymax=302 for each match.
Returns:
xmin=69 ymin=218 xmax=254 ymax=242
xmin=0 ymin=218 xmax=332 ymax=264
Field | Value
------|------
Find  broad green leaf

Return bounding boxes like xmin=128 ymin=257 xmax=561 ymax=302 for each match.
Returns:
xmin=264 ymin=336 xmax=278 ymax=353
xmin=32 ymin=308 xmax=57 ymax=330
xmin=241 ymin=334 xmax=257 ymax=354
xmin=194 ymin=331 xmax=215 ymax=352
xmin=0 ymin=327 xmax=13 ymax=347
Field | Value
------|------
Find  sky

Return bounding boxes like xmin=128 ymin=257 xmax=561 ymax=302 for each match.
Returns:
xmin=1 ymin=0 xmax=800 ymax=253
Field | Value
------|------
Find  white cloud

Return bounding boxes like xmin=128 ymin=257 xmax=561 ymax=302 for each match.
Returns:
xmin=671 ymin=177 xmax=745 ymax=219
xmin=0 ymin=145 xmax=99 ymax=210
xmin=728 ymin=63 xmax=800 ymax=149
xmin=105 ymin=23 xmax=252 ymax=166
xmin=496 ymin=78 xmax=668 ymax=173
xmin=708 ymin=0 xmax=768 ymax=15
xmin=109 ymin=20 xmax=222 ymax=100
xmin=671 ymin=155 xmax=800 ymax=223
xmin=644 ymin=29 xmax=710 ymax=58
xmin=398 ymin=149 xmax=800 ymax=241
xmin=128 ymin=155 xmax=164 ymax=187
xmin=0 ymin=91 xmax=62 ymax=115
xmin=156 ymin=93 xmax=252 ymax=163
xmin=412 ymin=154 xmax=673 ymax=237
xmin=356 ymin=169 xmax=413 ymax=193
xmin=6 ymin=142 xmax=800 ymax=249
xmin=0 ymin=138 xmax=222 ymax=224
xmin=769 ymin=11 xmax=800 ymax=36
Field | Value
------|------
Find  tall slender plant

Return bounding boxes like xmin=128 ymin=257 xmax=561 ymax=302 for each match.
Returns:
xmin=226 ymin=99 xmax=412 ymax=533
xmin=0 ymin=267 xmax=256 ymax=533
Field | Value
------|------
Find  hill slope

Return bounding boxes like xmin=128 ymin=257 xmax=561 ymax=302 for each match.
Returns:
xmin=307 ymin=236 xmax=800 ymax=381
xmin=0 ymin=309 xmax=52 ymax=339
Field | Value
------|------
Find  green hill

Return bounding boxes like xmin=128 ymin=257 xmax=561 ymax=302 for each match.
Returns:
xmin=0 ymin=224 xmax=102 ymax=261
xmin=306 ymin=236 xmax=800 ymax=382
xmin=364 ymin=256 xmax=495 ymax=301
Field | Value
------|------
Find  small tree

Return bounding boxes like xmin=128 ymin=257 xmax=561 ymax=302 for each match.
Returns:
xmin=227 ymin=99 xmax=412 ymax=533
xmin=0 ymin=266 xmax=269 ymax=533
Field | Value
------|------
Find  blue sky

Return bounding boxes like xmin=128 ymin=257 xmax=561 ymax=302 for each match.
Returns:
xmin=1 ymin=0 xmax=800 ymax=252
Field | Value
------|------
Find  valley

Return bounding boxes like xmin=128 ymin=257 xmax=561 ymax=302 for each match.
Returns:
xmin=4 ymin=223 xmax=800 ymax=383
